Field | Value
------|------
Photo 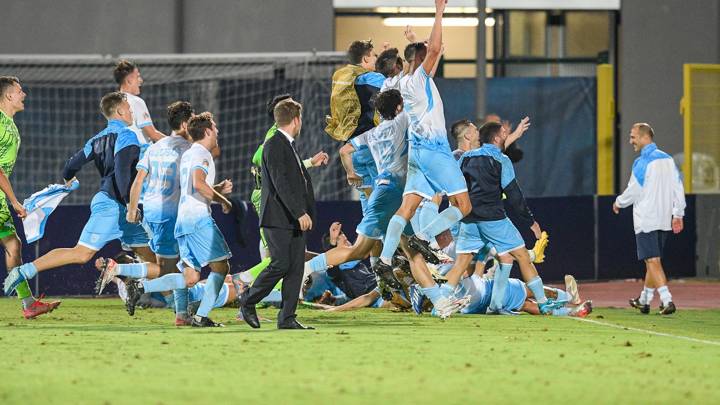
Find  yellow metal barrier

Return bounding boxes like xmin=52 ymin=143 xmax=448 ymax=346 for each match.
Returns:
xmin=596 ymin=64 xmax=615 ymax=195
xmin=681 ymin=64 xmax=720 ymax=194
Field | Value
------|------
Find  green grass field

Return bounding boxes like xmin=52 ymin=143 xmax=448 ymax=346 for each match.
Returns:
xmin=1 ymin=298 xmax=719 ymax=404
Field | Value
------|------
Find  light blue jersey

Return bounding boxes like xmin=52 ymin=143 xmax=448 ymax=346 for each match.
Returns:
xmin=399 ymin=65 xmax=447 ymax=148
xmin=351 ymin=112 xmax=410 ymax=183
xmin=136 ymin=133 xmax=191 ymax=223
xmin=458 ymin=275 xmax=527 ymax=314
xmin=175 ymin=143 xmax=215 ymax=236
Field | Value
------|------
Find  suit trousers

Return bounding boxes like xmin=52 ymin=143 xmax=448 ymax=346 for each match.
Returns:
xmin=242 ymin=226 xmax=306 ymax=325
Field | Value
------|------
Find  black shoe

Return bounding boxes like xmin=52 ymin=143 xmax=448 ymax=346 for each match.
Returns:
xmin=659 ymin=301 xmax=676 ymax=315
xmin=125 ymin=280 xmax=144 ymax=316
xmin=407 ymin=235 xmax=440 ymax=265
xmin=240 ymin=304 xmax=260 ymax=329
xmin=391 ymin=255 xmax=411 ymax=272
xmin=191 ymin=315 xmax=225 ymax=327
xmin=371 ymin=261 xmax=403 ymax=290
xmin=629 ymin=297 xmax=649 ymax=314
xmin=278 ymin=320 xmax=315 ymax=330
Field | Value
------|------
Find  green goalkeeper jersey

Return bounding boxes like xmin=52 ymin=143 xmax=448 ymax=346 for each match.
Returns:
xmin=0 ymin=110 xmax=20 ymax=182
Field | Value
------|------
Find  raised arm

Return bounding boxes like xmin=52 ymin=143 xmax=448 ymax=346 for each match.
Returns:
xmin=422 ymin=0 xmax=446 ymax=75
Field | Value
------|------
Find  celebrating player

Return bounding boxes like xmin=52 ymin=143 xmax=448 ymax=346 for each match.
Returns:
xmin=114 ymin=59 xmax=165 ymax=144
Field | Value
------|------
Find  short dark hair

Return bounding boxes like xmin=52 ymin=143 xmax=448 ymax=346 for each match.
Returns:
xmin=375 ymin=89 xmax=403 ymax=121
xmin=375 ymin=48 xmax=402 ymax=77
xmin=187 ymin=112 xmax=215 ymax=141
xmin=267 ymin=93 xmax=292 ymax=119
xmin=113 ymin=59 xmax=137 ymax=85
xmin=478 ymin=121 xmax=503 ymax=145
xmin=99 ymin=91 xmax=127 ymax=119
xmin=166 ymin=101 xmax=194 ymax=131
xmin=404 ymin=42 xmax=426 ymax=63
xmin=451 ymin=119 xmax=474 ymax=143
xmin=633 ymin=122 xmax=655 ymax=139
xmin=348 ymin=40 xmax=374 ymax=65
xmin=0 ymin=76 xmax=20 ymax=98
xmin=274 ymin=99 xmax=302 ymax=126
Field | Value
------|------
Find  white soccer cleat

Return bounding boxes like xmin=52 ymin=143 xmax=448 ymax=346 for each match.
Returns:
xmin=564 ymin=274 xmax=582 ymax=305
xmin=435 ymin=294 xmax=471 ymax=320
xmin=95 ymin=258 xmax=119 ymax=295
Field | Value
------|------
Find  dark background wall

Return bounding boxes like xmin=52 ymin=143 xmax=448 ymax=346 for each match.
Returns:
xmin=0 ymin=0 xmax=334 ymax=54
xmin=618 ymin=0 xmax=720 ymax=183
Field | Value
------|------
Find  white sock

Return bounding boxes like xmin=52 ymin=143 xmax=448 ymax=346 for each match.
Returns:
xmin=641 ymin=287 xmax=655 ymax=305
xmin=657 ymin=285 xmax=672 ymax=306
xmin=527 ymin=249 xmax=536 ymax=262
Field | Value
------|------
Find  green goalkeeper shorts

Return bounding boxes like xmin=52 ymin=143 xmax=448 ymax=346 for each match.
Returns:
xmin=0 ymin=197 xmax=17 ymax=239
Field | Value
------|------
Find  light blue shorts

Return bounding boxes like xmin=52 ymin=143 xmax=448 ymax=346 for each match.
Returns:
xmin=356 ymin=179 xmax=412 ymax=240
xmin=456 ymin=218 xmax=525 ymax=256
xmin=404 ymin=142 xmax=467 ymax=199
xmin=188 ymin=282 xmax=230 ymax=307
xmin=176 ymin=218 xmax=231 ymax=271
xmin=78 ymin=192 xmax=149 ymax=251
xmin=462 ymin=278 xmax=527 ymax=314
xmin=143 ymin=219 xmax=179 ymax=258
xmin=352 ymin=145 xmax=378 ymax=190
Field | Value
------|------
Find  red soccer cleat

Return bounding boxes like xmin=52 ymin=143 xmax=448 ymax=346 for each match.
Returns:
xmin=175 ymin=315 xmax=192 ymax=326
xmin=570 ymin=300 xmax=593 ymax=318
xmin=23 ymin=296 xmax=61 ymax=319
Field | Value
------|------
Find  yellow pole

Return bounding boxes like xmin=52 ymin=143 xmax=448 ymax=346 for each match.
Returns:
xmin=596 ymin=64 xmax=614 ymax=195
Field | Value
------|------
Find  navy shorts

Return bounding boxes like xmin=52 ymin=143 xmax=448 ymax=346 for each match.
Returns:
xmin=636 ymin=230 xmax=670 ymax=261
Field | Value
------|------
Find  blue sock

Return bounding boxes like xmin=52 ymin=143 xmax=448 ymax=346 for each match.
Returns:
xmin=213 ymin=284 xmax=229 ymax=308
xmin=307 ymin=254 xmax=328 ymax=273
xmin=142 ymin=273 xmax=185 ymax=293
xmin=527 ymin=276 xmax=548 ymax=304
xmin=489 ymin=263 xmax=513 ymax=310
xmin=380 ymin=215 xmax=407 ymax=262
xmin=116 ymin=263 xmax=148 ymax=279
xmin=18 ymin=263 xmax=38 ymax=279
xmin=440 ymin=283 xmax=455 ymax=297
xmin=418 ymin=201 xmax=440 ymax=245
xmin=196 ymin=272 xmax=224 ymax=318
xmin=418 ymin=206 xmax=463 ymax=240
xmin=421 ymin=284 xmax=447 ymax=305
xmin=551 ymin=307 xmax=571 ymax=316
xmin=551 ymin=288 xmax=570 ymax=303
xmin=174 ymin=288 xmax=189 ymax=316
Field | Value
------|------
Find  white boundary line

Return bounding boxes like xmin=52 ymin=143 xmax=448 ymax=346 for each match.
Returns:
xmin=570 ymin=317 xmax=720 ymax=347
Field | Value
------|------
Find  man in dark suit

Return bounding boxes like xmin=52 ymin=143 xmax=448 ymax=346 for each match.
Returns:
xmin=239 ymin=98 xmax=316 ymax=330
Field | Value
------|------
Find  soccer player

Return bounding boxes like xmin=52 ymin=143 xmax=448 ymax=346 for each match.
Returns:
xmin=442 ymin=121 xmax=561 ymax=315
xmin=614 ymin=123 xmax=685 ymax=315
xmin=0 ymin=76 xmax=60 ymax=318
xmin=94 ymin=101 xmax=195 ymax=297
xmin=3 ymin=92 xmax=151 ymax=299
xmin=123 ymin=112 xmax=233 ymax=327
xmin=373 ymin=0 xmax=473 ymax=279
xmin=114 ymin=59 xmax=165 ymax=144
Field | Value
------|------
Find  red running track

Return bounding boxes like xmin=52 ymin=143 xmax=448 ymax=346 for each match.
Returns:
xmin=564 ymin=280 xmax=720 ymax=309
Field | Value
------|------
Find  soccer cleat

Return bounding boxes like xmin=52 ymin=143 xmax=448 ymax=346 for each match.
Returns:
xmin=659 ymin=301 xmax=676 ymax=315
xmin=191 ymin=315 xmax=225 ymax=327
xmin=95 ymin=258 xmax=119 ymax=295
xmin=564 ymin=275 xmax=582 ymax=305
xmin=3 ymin=267 xmax=27 ymax=296
xmin=570 ymin=300 xmax=593 ymax=318
xmin=532 ymin=231 xmax=549 ymax=263
xmin=124 ymin=279 xmax=144 ymax=316
xmin=483 ymin=261 xmax=497 ymax=280
xmin=407 ymin=235 xmax=441 ymax=265
xmin=371 ymin=261 xmax=403 ymax=290
xmin=23 ymin=296 xmax=61 ymax=319
xmin=175 ymin=314 xmax=192 ymax=326
xmin=629 ymin=297 xmax=650 ymax=314
xmin=435 ymin=294 xmax=471 ymax=320
xmin=538 ymin=298 xmax=566 ymax=315
xmin=391 ymin=255 xmax=411 ymax=272
xmin=409 ymin=284 xmax=425 ymax=315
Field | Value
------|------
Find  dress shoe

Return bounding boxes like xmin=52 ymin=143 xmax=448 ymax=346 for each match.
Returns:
xmin=240 ymin=305 xmax=260 ymax=328
xmin=278 ymin=320 xmax=315 ymax=330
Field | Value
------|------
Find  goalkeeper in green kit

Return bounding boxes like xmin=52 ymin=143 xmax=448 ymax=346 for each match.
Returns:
xmin=245 ymin=94 xmax=328 ymax=286
xmin=0 ymin=77 xmax=60 ymax=318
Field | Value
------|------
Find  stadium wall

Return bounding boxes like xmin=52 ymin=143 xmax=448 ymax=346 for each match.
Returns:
xmin=0 ymin=0 xmax=334 ymax=54
xmin=5 ymin=197 xmax=697 ymax=296
xmin=618 ymin=0 xmax=720 ymax=187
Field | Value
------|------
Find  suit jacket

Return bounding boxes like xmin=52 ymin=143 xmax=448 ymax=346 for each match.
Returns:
xmin=260 ymin=130 xmax=316 ymax=230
